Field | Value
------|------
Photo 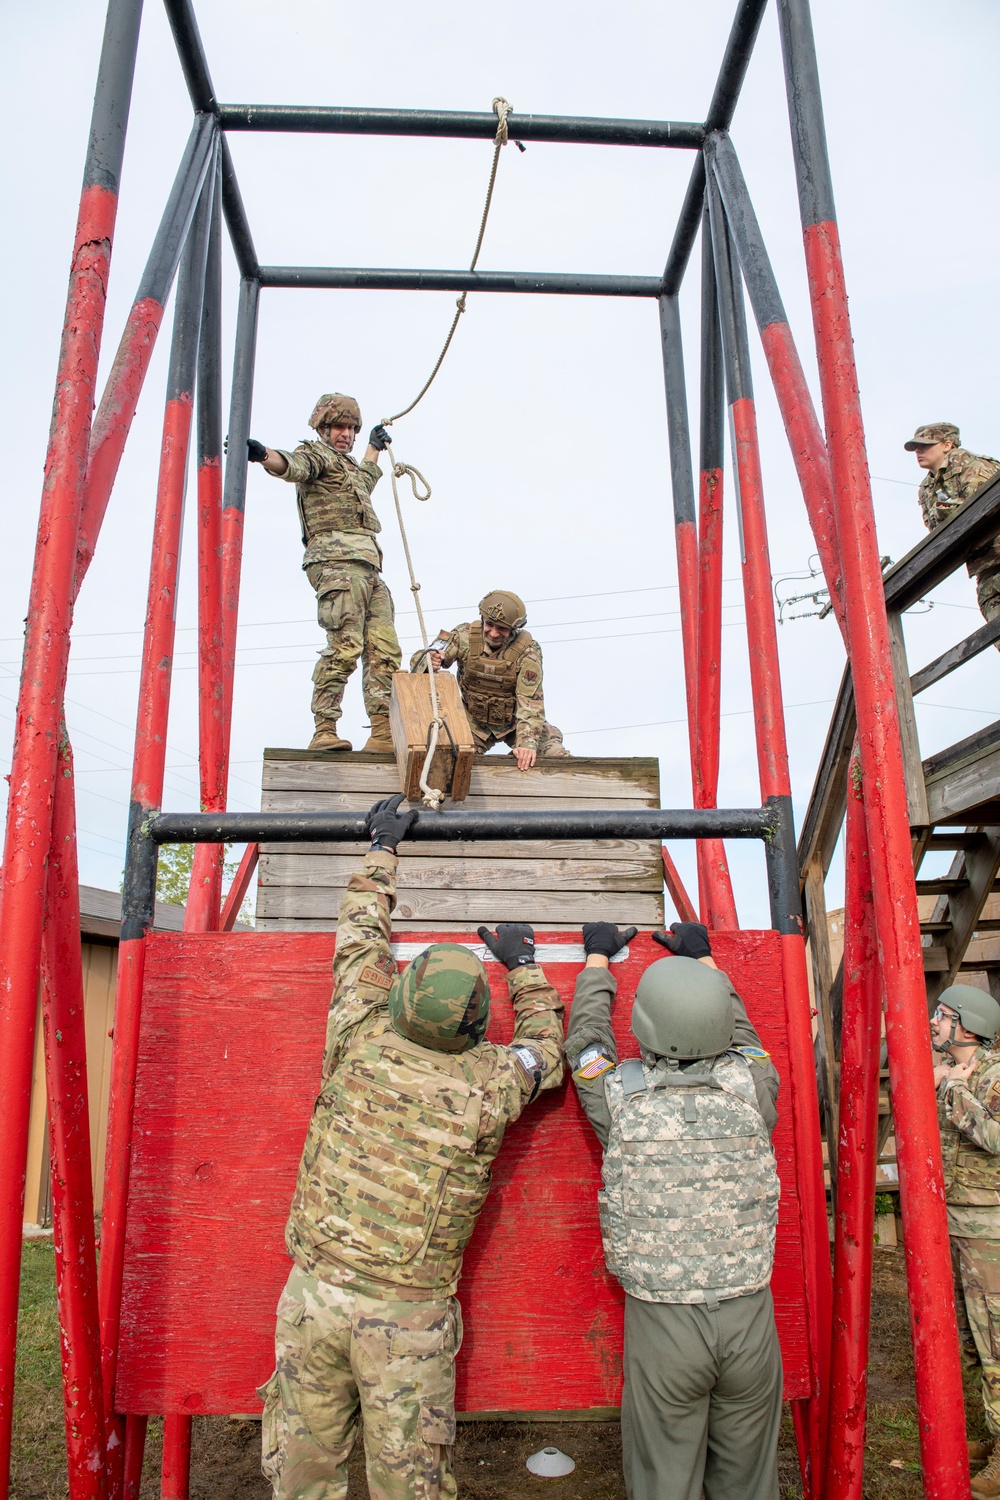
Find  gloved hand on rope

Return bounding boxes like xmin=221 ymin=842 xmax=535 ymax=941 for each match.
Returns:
xmin=477 ymin=922 xmax=536 ymax=970
xmin=583 ymin=922 xmax=638 ymax=960
xmin=247 ymin=437 xmax=268 ymax=463
xmin=653 ymin=921 xmax=712 ymax=960
xmin=365 ymin=794 xmax=417 ymax=852
xmin=368 ymin=424 xmax=393 ymax=452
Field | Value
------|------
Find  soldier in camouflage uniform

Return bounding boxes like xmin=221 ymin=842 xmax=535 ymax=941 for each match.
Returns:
xmin=258 ymin=793 xmax=565 ymax=1499
xmin=906 ymin=423 xmax=1000 ymax=636
xmin=567 ymin=919 xmax=782 ymax=1500
xmin=932 ymin=984 xmax=1000 ymax=1497
xmin=249 ymin=394 xmax=401 ymax=752
xmin=410 ymin=589 xmax=569 ymax=770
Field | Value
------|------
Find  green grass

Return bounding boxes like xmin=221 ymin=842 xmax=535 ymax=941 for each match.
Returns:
xmin=13 ymin=1240 xmax=67 ymax=1500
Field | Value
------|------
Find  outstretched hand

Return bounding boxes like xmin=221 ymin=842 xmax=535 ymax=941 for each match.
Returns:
xmin=582 ymin=922 xmax=638 ymax=959
xmin=652 ymin=921 xmax=712 ymax=960
xmin=477 ymin=923 xmax=536 ymax=970
xmin=365 ymin=794 xmax=417 ymax=852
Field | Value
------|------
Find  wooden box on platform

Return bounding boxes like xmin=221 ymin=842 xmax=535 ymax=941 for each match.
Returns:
xmin=256 ymin=750 xmax=665 ymax=931
xmin=389 ymin=670 xmax=475 ymax=803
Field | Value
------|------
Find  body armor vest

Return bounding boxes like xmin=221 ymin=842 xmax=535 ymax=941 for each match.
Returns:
xmin=940 ymin=1049 xmax=1000 ymax=1206
xmin=296 ymin=447 xmax=382 ymax=548
xmin=288 ymin=1024 xmax=492 ymax=1291
xmin=599 ymin=1053 xmax=779 ymax=1304
xmin=458 ymin=623 xmax=534 ymax=731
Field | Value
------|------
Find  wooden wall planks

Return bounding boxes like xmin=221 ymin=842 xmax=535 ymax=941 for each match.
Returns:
xmin=117 ymin=929 xmax=810 ymax=1414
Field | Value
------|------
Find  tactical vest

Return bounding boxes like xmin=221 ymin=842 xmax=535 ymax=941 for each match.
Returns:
xmin=599 ymin=1053 xmax=779 ymax=1304
xmin=940 ymin=1049 xmax=1000 ymax=1207
xmin=287 ymin=1024 xmax=493 ymax=1292
xmin=296 ymin=445 xmax=382 ymax=548
xmin=458 ymin=624 xmax=535 ymax=731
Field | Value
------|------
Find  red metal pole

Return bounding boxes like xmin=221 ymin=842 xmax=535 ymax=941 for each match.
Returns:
xmin=160 ymin=1414 xmax=192 ymax=1500
xmin=661 ymin=846 xmax=698 ymax=924
xmin=825 ymin=759 xmax=880 ymax=1500
xmin=0 ymin=4 xmax=143 ymax=1487
xmin=778 ymin=4 xmax=968 ymax=1493
xmin=219 ymin=843 xmax=259 ymax=931
xmin=40 ymin=736 xmax=107 ymax=1499
xmin=97 ymin=174 xmax=215 ymax=1494
xmin=122 ymin=1415 xmax=146 ymax=1499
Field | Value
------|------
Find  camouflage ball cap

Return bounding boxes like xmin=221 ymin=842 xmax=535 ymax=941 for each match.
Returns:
xmin=479 ymin=590 xmax=527 ymax=630
xmin=389 ymin=943 xmax=491 ymax=1053
xmin=904 ymin=422 xmax=960 ymax=451
xmin=309 ymin=393 xmax=363 ymax=432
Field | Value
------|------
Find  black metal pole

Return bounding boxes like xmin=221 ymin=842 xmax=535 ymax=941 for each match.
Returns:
xmin=162 ymin=0 xmax=215 ymax=113
xmin=147 ymin=807 xmax=778 ymax=845
xmin=762 ymin=795 xmax=801 ymax=936
xmin=257 ymin=267 xmax=663 ymax=296
xmin=700 ymin=206 xmax=725 ymax=481
xmin=658 ymin=297 xmax=697 ymax=532
xmin=220 ymin=138 xmax=258 ymax=279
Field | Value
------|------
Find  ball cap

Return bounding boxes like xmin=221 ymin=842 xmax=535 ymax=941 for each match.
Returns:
xmin=904 ymin=422 xmax=960 ymax=451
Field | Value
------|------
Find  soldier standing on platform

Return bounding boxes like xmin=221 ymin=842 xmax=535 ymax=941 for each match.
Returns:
xmin=258 ymin=794 xmax=564 ymax=1500
xmin=410 ymin=589 xmax=570 ymax=769
xmin=906 ymin=423 xmax=1000 ymax=636
xmin=931 ymin=985 xmax=1000 ymax=1497
xmin=248 ymin=394 xmax=401 ymax=752
xmin=567 ymin=919 xmax=782 ymax=1500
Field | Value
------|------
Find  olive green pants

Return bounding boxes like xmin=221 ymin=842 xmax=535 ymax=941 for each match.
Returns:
xmin=306 ymin=561 xmax=401 ymax=726
xmin=620 ymin=1288 xmax=782 ymax=1500
xmin=976 ymin=567 xmax=1000 ymax=647
xmin=259 ymin=1265 xmax=461 ymax=1500
xmin=952 ymin=1237 xmax=1000 ymax=1437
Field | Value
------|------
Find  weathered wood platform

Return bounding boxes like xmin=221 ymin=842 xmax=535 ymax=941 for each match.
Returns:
xmin=256 ymin=751 xmax=665 ymax=931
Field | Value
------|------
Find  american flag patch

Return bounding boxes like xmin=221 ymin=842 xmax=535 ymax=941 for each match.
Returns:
xmin=575 ymin=1054 xmax=614 ymax=1081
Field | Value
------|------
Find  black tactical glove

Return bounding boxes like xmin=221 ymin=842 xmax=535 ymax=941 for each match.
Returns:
xmin=368 ymin=424 xmax=392 ymax=452
xmin=365 ymin=794 xmax=417 ymax=852
xmin=247 ymin=437 xmax=268 ymax=463
xmin=583 ymin=922 xmax=638 ymax=959
xmin=653 ymin=921 xmax=712 ymax=960
xmin=477 ymin=922 xmax=536 ymax=970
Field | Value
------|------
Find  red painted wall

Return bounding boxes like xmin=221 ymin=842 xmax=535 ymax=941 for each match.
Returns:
xmin=117 ymin=929 xmax=811 ymax=1413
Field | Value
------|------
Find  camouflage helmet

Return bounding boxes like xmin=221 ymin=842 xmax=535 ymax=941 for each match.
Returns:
xmin=937 ymin=984 xmax=1000 ymax=1045
xmin=904 ymin=422 xmax=960 ymax=451
xmin=309 ymin=393 xmax=362 ymax=433
xmin=631 ymin=956 xmax=735 ymax=1060
xmin=388 ymin=943 xmax=491 ymax=1054
xmin=479 ymin=590 xmax=527 ymax=631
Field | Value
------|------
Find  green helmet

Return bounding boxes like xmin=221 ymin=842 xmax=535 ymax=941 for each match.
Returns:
xmin=938 ymin=984 xmax=1000 ymax=1045
xmin=479 ymin=590 xmax=527 ymax=631
xmin=631 ymin=957 xmax=735 ymax=1059
xmin=309 ymin=392 xmax=362 ymax=432
xmin=389 ymin=943 xmax=491 ymax=1054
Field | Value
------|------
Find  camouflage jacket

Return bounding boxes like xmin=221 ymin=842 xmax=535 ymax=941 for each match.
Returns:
xmin=410 ymin=623 xmax=548 ymax=748
xmin=285 ymin=850 xmax=566 ymax=1298
xmin=938 ymin=1046 xmax=1000 ymax=1238
xmin=274 ymin=439 xmax=384 ymax=570
xmin=918 ymin=448 xmax=1000 ymax=577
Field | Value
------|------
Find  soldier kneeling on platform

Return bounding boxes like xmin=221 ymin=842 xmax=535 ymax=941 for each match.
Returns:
xmin=410 ymin=589 xmax=570 ymax=770
xmin=248 ymin=392 xmax=401 ymax=753
xmin=258 ymin=794 xmax=565 ymax=1500
xmin=567 ymin=919 xmax=782 ymax=1500
xmin=931 ymin=985 xmax=1000 ymax=1497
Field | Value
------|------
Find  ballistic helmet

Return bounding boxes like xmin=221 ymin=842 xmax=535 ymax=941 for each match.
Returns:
xmin=631 ymin=956 xmax=735 ymax=1060
xmin=388 ymin=943 xmax=491 ymax=1053
xmin=937 ymin=984 xmax=1000 ymax=1045
xmin=309 ymin=393 xmax=362 ymax=433
xmin=479 ymin=590 xmax=527 ymax=631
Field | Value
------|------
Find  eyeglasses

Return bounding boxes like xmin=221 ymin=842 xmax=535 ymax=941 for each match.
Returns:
xmin=932 ymin=1007 xmax=959 ymax=1023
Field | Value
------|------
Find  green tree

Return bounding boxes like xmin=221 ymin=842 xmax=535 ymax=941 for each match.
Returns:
xmin=133 ymin=843 xmax=254 ymax=925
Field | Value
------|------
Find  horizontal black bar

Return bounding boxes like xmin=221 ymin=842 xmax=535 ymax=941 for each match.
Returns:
xmin=148 ymin=808 xmax=777 ymax=844
xmin=257 ymin=267 xmax=663 ymax=297
xmin=911 ymin=615 xmax=1000 ymax=697
xmin=217 ymin=105 xmax=704 ymax=149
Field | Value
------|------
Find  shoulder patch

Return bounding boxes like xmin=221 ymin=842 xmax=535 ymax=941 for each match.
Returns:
xmin=574 ymin=1049 xmax=615 ymax=1085
xmin=734 ymin=1045 xmax=770 ymax=1063
xmin=359 ymin=958 xmax=396 ymax=991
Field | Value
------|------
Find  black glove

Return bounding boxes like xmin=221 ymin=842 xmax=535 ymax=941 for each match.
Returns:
xmin=365 ymin=794 xmax=417 ymax=852
xmin=368 ymin=424 xmax=392 ymax=452
xmin=477 ymin=923 xmax=535 ymax=970
xmin=247 ymin=437 xmax=268 ymax=463
xmin=653 ymin=921 xmax=712 ymax=960
xmin=583 ymin=922 xmax=638 ymax=959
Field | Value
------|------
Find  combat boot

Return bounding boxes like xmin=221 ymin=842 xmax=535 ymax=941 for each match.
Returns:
xmin=971 ymin=1449 xmax=1000 ymax=1497
xmin=971 ymin=1439 xmax=995 ymax=1464
xmin=361 ymin=713 xmax=394 ymax=753
xmin=308 ymin=720 xmax=352 ymax=752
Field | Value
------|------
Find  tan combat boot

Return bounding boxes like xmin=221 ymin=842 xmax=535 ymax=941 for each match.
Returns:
xmin=361 ymin=713 xmax=394 ymax=753
xmin=972 ymin=1449 xmax=1000 ymax=1497
xmin=971 ymin=1438 xmax=995 ymax=1464
xmin=308 ymin=720 xmax=352 ymax=752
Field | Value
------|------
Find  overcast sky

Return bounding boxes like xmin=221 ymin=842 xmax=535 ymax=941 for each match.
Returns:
xmin=3 ymin=0 xmax=998 ymax=927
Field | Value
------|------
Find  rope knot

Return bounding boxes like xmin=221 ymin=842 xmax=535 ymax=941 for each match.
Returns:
xmin=492 ymin=96 xmax=512 ymax=147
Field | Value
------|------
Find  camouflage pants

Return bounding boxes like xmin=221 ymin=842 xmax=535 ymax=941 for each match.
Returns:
xmin=306 ymin=561 xmax=401 ymax=726
xmin=952 ymin=1237 xmax=1000 ymax=1436
xmin=258 ymin=1265 xmax=461 ymax=1500
xmin=467 ymin=718 xmax=570 ymax=758
xmin=976 ymin=568 xmax=1000 ymax=647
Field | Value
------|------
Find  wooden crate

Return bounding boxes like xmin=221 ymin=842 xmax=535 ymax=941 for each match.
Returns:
xmin=256 ymin=750 xmax=664 ymax=931
xmin=389 ymin=671 xmax=475 ymax=803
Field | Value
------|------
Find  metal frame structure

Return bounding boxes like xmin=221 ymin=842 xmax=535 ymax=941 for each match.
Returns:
xmin=0 ymin=1 xmax=970 ymax=1497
